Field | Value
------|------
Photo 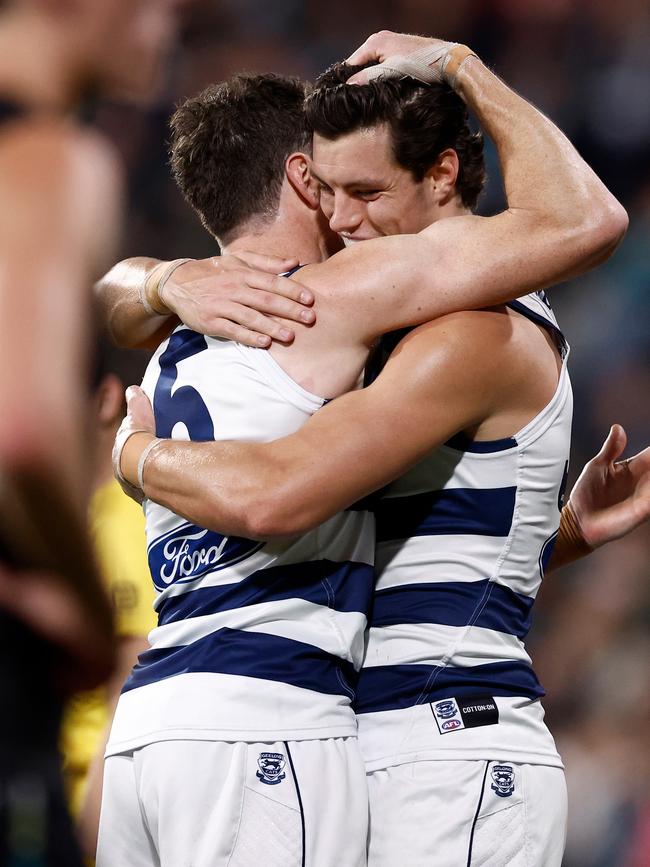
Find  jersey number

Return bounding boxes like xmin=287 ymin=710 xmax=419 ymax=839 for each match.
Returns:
xmin=153 ymin=331 xmax=215 ymax=441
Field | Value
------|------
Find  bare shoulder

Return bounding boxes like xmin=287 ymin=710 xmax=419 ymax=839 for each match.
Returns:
xmin=385 ymin=306 xmax=562 ymax=426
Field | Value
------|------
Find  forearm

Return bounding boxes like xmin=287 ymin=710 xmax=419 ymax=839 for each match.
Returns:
xmin=456 ymin=58 xmax=627 ymax=263
xmin=95 ymin=257 xmax=176 ymax=349
xmin=123 ymin=433 xmax=288 ymax=538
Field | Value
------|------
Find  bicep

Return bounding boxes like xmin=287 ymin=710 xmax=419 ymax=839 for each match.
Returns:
xmin=259 ymin=325 xmax=486 ymax=531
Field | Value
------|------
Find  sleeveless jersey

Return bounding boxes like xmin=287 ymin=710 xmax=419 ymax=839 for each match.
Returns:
xmin=356 ymin=291 xmax=572 ymax=771
xmin=106 ymin=327 xmax=375 ymax=755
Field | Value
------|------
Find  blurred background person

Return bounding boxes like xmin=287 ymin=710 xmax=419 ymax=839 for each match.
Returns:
xmin=60 ymin=341 xmax=156 ymax=862
xmin=0 ymin=1 xmax=182 ymax=864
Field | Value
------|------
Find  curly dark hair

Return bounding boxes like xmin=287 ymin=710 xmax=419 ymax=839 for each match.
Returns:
xmin=169 ymin=73 xmax=311 ymax=243
xmin=305 ymin=63 xmax=486 ymax=209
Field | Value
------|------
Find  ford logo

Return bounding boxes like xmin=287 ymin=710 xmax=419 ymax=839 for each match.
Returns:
xmin=148 ymin=523 xmax=264 ymax=591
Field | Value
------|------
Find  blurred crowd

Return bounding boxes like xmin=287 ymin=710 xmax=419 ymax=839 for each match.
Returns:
xmin=86 ymin=2 xmax=649 ymax=865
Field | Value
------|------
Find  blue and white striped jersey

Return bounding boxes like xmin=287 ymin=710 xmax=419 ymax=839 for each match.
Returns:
xmin=107 ymin=328 xmax=375 ymax=754
xmin=356 ymin=292 xmax=572 ymax=771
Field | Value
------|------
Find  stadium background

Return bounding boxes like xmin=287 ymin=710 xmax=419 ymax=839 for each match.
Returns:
xmin=91 ymin=2 xmax=649 ymax=864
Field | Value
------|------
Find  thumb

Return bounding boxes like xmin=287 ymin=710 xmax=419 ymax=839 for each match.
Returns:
xmin=125 ymin=385 xmax=145 ymax=405
xmin=596 ymin=424 xmax=627 ymax=465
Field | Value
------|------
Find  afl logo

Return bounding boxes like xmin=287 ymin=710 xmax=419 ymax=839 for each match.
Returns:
xmin=442 ymin=719 xmax=462 ymax=731
xmin=148 ymin=522 xmax=264 ymax=591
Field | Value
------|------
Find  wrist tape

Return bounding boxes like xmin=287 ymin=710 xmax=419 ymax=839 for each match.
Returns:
xmin=139 ymin=258 xmax=194 ymax=315
xmin=560 ymin=502 xmax=593 ymax=555
xmin=137 ymin=438 xmax=165 ymax=493
xmin=112 ymin=427 xmax=151 ymax=503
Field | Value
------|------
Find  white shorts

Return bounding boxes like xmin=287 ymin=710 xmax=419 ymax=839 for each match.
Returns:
xmin=367 ymin=760 xmax=567 ymax=866
xmin=96 ymin=737 xmax=367 ymax=867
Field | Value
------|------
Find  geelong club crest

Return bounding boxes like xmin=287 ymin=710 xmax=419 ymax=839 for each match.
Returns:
xmin=490 ymin=764 xmax=515 ymax=798
xmin=256 ymin=752 xmax=287 ymax=786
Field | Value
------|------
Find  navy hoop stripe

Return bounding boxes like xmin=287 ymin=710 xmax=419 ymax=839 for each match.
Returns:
xmin=374 ymin=487 xmax=516 ymax=543
xmin=354 ymin=660 xmax=544 ymax=714
xmin=157 ymin=560 xmax=375 ymax=626
xmin=122 ymin=628 xmax=359 ymax=699
xmin=371 ymin=580 xmax=534 ymax=639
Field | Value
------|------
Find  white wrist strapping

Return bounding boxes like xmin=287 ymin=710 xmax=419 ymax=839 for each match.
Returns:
xmin=112 ymin=427 xmax=150 ymax=503
xmin=362 ymin=43 xmax=477 ymax=89
xmin=137 ymin=437 xmax=165 ymax=492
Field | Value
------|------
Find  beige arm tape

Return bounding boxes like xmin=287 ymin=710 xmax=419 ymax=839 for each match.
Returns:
xmin=139 ymin=258 xmax=194 ymax=316
xmin=362 ymin=42 xmax=478 ymax=89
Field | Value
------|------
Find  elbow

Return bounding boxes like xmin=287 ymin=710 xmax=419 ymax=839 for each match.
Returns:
xmin=237 ymin=490 xmax=316 ymax=541
xmin=587 ymin=199 xmax=629 ymax=260
xmin=573 ymin=199 xmax=629 ymax=266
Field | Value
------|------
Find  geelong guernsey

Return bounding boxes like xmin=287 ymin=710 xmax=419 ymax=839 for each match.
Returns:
xmin=356 ymin=291 xmax=572 ymax=771
xmin=107 ymin=327 xmax=375 ymax=755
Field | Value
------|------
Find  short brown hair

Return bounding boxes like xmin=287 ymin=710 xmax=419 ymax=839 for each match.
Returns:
xmin=170 ymin=74 xmax=311 ymax=243
xmin=306 ymin=64 xmax=486 ymax=209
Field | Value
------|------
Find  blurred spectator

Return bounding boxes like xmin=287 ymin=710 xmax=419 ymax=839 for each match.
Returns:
xmin=61 ymin=345 xmax=156 ymax=861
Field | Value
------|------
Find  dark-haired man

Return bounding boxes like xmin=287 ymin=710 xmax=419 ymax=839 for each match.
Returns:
xmin=100 ymin=34 xmax=631 ymax=867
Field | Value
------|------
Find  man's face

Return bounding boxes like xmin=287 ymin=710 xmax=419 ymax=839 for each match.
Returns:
xmin=310 ymin=124 xmax=439 ymax=242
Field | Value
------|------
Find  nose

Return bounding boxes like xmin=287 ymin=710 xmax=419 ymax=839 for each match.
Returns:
xmin=327 ymin=194 xmax=363 ymax=236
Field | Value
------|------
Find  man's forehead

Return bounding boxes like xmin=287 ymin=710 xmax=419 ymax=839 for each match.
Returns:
xmin=311 ymin=124 xmax=396 ymax=182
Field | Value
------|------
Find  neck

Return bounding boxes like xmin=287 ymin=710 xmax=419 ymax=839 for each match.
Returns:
xmin=0 ymin=9 xmax=89 ymax=113
xmin=222 ymin=214 xmax=334 ymax=266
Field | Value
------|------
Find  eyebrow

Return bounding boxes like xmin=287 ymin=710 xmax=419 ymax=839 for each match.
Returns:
xmin=310 ymin=168 xmax=385 ymax=189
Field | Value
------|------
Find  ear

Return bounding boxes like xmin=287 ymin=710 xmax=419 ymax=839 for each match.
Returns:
xmin=96 ymin=374 xmax=125 ymax=427
xmin=425 ymin=148 xmax=460 ymax=205
xmin=286 ymin=151 xmax=320 ymax=209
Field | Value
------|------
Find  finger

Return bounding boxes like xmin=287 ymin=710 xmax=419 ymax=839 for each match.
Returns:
xmin=596 ymin=424 xmax=627 ymax=465
xmin=218 ymin=303 xmax=297 ymax=343
xmin=347 ymin=69 xmax=373 ymax=86
xmin=245 ymin=272 xmax=314 ymax=306
xmin=346 ymin=33 xmax=389 ymax=65
xmin=125 ymin=385 xmax=143 ymax=404
xmin=231 ymin=250 xmax=300 ymax=275
xmin=125 ymin=385 xmax=148 ymax=407
xmin=206 ymin=317 xmax=277 ymax=348
xmin=237 ymin=286 xmax=316 ymax=322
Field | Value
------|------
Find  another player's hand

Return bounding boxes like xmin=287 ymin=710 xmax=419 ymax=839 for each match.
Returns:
xmin=567 ymin=424 xmax=650 ymax=548
xmin=346 ymin=32 xmax=461 ymax=85
xmin=161 ymin=253 xmax=315 ymax=347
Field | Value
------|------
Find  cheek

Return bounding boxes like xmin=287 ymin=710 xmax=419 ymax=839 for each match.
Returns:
xmin=319 ymin=193 xmax=334 ymax=218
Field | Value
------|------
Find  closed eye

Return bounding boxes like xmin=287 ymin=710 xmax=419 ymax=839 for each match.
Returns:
xmin=354 ymin=190 xmax=382 ymax=201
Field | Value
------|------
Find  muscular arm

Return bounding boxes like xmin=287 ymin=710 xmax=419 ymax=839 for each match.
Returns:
xmin=96 ymin=256 xmax=175 ymax=350
xmin=121 ymin=311 xmax=533 ymax=537
xmin=96 ymin=37 xmax=626 ymax=356
xmin=308 ymin=49 xmax=627 ymax=349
